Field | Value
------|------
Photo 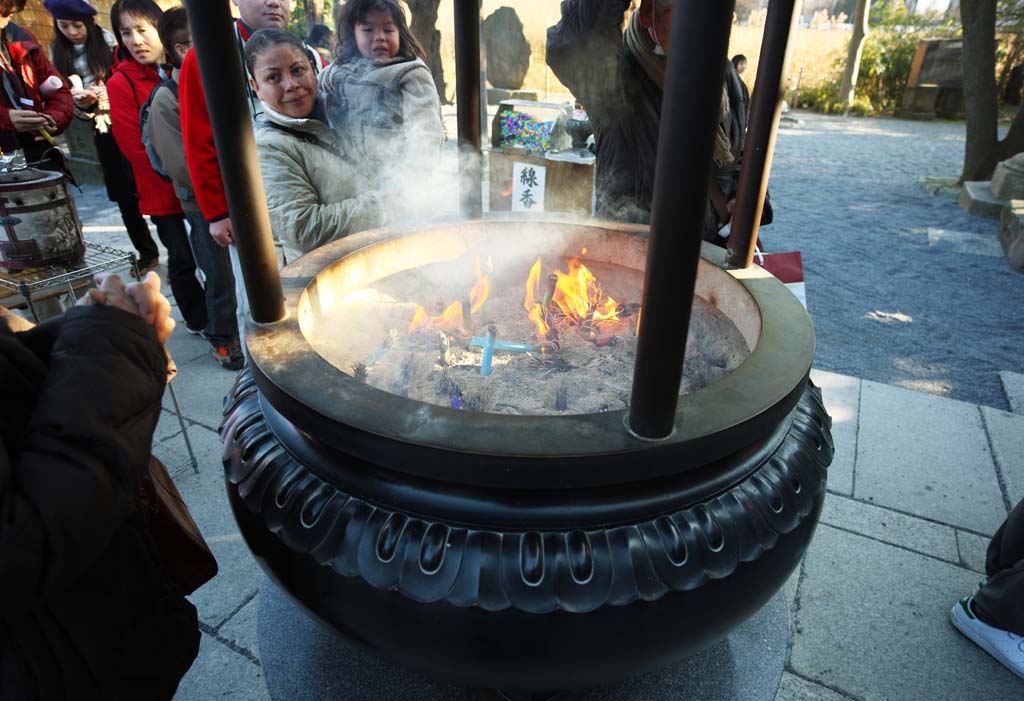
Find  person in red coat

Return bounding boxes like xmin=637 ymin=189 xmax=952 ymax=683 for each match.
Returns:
xmin=106 ymin=0 xmax=207 ymax=334
xmin=0 ymin=0 xmax=73 ymax=169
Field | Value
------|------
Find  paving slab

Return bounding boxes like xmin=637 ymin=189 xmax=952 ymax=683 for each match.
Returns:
xmin=219 ymin=594 xmax=260 ymax=660
xmin=999 ymin=370 xmax=1024 ymax=414
xmin=164 ymin=424 xmax=263 ymax=627
xmin=855 ymin=381 xmax=1006 ymax=534
xmin=258 ymin=579 xmax=788 ymax=700
xmin=981 ymin=406 xmax=1024 ymax=506
xmin=956 ymin=530 xmax=990 ymax=575
xmin=174 ymin=632 xmax=268 ymax=701
xmin=809 ymin=369 xmax=859 ymax=495
xmin=820 ymin=493 xmax=959 ymax=563
xmin=790 ymin=525 xmax=1022 ymax=699
xmin=153 ymin=406 xmax=185 ymax=444
xmin=165 ymin=352 xmax=239 ymax=431
xmin=774 ymin=673 xmax=851 ymax=701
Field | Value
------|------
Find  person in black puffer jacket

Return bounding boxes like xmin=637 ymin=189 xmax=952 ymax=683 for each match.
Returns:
xmin=0 ymin=273 xmax=199 ymax=701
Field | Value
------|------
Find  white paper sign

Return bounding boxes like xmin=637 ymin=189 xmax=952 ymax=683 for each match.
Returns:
xmin=511 ymin=162 xmax=546 ymax=212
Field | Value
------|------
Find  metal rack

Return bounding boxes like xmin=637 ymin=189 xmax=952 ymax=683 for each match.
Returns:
xmin=0 ymin=241 xmax=138 ymax=322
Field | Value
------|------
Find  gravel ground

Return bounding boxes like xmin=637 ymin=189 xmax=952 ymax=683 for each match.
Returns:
xmin=68 ymin=110 xmax=1022 ymax=408
xmin=767 ymin=111 xmax=1022 ymax=408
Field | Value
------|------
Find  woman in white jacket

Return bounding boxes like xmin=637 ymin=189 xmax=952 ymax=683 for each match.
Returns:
xmin=246 ymin=29 xmax=387 ymax=263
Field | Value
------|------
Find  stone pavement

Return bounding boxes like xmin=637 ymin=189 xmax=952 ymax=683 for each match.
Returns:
xmin=53 ymin=110 xmax=1022 ymax=699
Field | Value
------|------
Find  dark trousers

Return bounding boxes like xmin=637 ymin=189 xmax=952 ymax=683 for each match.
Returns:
xmin=117 ymin=198 xmax=158 ymax=262
xmin=151 ymin=214 xmax=207 ymax=332
xmin=973 ymin=498 xmax=1024 ymax=635
xmin=93 ymin=131 xmax=159 ymax=262
xmin=184 ymin=210 xmax=238 ymax=343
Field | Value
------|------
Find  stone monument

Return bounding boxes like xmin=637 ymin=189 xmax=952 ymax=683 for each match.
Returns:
xmin=991 ymin=153 xmax=1024 ymax=200
xmin=482 ymin=7 xmax=533 ymax=104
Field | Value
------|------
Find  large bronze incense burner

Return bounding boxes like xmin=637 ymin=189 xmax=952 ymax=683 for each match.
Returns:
xmin=221 ymin=219 xmax=831 ymax=691
xmin=183 ymin=0 xmax=825 ymax=693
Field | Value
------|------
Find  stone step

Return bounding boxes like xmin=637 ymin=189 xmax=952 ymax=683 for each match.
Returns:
xmin=998 ymin=199 xmax=1024 ymax=271
xmin=999 ymin=370 xmax=1024 ymax=415
xmin=958 ymin=181 xmax=1006 ymax=219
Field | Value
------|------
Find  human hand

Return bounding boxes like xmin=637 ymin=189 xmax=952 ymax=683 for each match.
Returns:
xmin=9 ymin=110 xmax=49 ymax=133
xmin=210 ymin=218 xmax=234 ymax=247
xmin=72 ymin=89 xmax=98 ymax=108
xmin=79 ymin=272 xmax=176 ymax=345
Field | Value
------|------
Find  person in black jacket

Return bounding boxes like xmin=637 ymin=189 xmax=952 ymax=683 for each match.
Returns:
xmin=547 ymin=0 xmax=741 ymax=241
xmin=0 ymin=272 xmax=200 ymax=700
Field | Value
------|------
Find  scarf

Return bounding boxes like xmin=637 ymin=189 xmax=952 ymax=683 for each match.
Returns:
xmin=623 ymin=12 xmax=734 ymax=168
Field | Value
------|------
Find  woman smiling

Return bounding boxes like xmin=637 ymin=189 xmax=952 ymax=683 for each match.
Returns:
xmin=246 ymin=29 xmax=386 ymax=262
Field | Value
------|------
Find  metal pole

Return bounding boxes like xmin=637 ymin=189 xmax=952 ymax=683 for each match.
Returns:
xmin=182 ymin=0 xmax=285 ymax=324
xmin=454 ymin=0 xmax=483 ymax=218
xmin=726 ymin=0 xmax=801 ymax=269
xmin=628 ymin=0 xmax=736 ymax=439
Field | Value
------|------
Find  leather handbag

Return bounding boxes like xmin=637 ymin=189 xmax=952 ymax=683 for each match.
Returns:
xmin=139 ymin=455 xmax=218 ymax=595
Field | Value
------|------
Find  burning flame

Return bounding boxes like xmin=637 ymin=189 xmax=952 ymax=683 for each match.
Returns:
xmin=592 ymin=295 xmax=620 ymax=324
xmin=527 ymin=303 xmax=551 ymax=338
xmin=409 ymin=301 xmax=465 ymax=333
xmin=552 ymin=258 xmax=601 ymax=322
xmin=522 ymin=258 xmax=552 ymax=338
xmin=469 ymin=255 xmax=492 ymax=315
xmin=524 ymin=258 xmax=542 ymax=311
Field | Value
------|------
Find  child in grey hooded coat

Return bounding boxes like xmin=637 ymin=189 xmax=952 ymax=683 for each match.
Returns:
xmin=320 ymin=0 xmax=443 ymax=191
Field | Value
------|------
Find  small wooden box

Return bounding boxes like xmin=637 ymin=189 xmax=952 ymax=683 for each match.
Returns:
xmin=486 ymin=147 xmax=595 ymax=216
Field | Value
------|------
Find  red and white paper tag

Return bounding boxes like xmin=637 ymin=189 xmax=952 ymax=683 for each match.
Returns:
xmin=755 ymin=250 xmax=806 ymax=309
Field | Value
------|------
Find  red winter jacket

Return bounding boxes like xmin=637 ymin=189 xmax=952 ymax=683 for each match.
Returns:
xmin=180 ymin=20 xmax=326 ymax=223
xmin=107 ymin=53 xmax=182 ymax=217
xmin=0 ymin=24 xmax=73 ymax=134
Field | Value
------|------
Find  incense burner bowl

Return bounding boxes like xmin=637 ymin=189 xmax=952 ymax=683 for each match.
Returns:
xmin=221 ymin=219 xmax=832 ymax=693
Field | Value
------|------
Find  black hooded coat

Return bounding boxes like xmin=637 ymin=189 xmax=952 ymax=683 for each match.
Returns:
xmin=0 ymin=305 xmax=199 ymax=700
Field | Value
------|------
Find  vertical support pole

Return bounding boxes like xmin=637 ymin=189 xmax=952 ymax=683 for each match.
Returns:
xmin=182 ymin=0 xmax=285 ymax=324
xmin=454 ymin=0 xmax=483 ymax=218
xmin=726 ymin=0 xmax=801 ymax=269
xmin=628 ymin=0 xmax=736 ymax=439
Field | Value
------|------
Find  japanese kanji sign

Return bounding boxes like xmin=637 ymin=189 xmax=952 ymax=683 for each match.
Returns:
xmin=511 ymin=162 xmax=546 ymax=212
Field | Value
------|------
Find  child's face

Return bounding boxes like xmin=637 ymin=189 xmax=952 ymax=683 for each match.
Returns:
xmin=57 ymin=19 xmax=88 ymax=46
xmin=249 ymin=45 xmax=316 ymax=120
xmin=118 ymin=12 xmax=161 ymax=66
xmin=355 ymin=8 xmax=400 ymax=60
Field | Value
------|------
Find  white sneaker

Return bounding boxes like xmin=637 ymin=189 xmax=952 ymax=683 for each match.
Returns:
xmin=950 ymin=596 xmax=1024 ymax=680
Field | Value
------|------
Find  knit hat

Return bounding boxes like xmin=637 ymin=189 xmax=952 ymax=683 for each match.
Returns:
xmin=42 ymin=0 xmax=97 ymax=22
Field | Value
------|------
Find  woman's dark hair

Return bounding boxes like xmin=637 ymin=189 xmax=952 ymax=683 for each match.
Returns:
xmin=244 ymin=28 xmax=311 ymax=77
xmin=110 ymin=0 xmax=163 ymax=54
xmin=334 ymin=0 xmax=425 ymax=64
xmin=0 ymin=0 xmax=27 ymax=16
xmin=50 ymin=16 xmax=114 ymax=84
xmin=732 ymin=54 xmax=747 ymax=68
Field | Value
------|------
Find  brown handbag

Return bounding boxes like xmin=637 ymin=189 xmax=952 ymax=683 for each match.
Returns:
xmin=138 ymin=455 xmax=219 ymax=595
